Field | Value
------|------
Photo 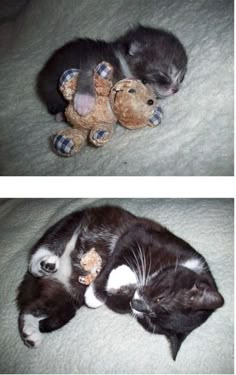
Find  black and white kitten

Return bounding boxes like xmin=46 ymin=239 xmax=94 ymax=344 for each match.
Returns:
xmin=17 ymin=206 xmax=223 ymax=360
xmin=37 ymin=25 xmax=187 ymax=118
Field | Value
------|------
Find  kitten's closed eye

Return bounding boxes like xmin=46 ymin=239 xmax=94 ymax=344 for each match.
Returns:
xmin=156 ymin=72 xmax=171 ymax=86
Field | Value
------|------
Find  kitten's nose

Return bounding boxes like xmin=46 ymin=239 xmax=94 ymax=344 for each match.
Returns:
xmin=171 ymin=87 xmax=179 ymax=94
xmin=131 ymin=299 xmax=149 ymax=313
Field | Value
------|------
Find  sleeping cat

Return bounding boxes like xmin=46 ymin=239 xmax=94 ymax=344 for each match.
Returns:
xmin=37 ymin=25 xmax=187 ymax=118
xmin=17 ymin=206 xmax=224 ymax=360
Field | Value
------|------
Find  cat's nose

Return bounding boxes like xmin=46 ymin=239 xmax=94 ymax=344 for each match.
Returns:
xmin=131 ymin=299 xmax=149 ymax=313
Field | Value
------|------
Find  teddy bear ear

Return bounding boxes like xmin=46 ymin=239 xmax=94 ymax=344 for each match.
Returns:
xmin=94 ymin=61 xmax=113 ymax=80
xmin=148 ymin=106 xmax=164 ymax=127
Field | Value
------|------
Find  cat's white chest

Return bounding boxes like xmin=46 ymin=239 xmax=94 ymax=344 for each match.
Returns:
xmin=106 ymin=265 xmax=137 ymax=291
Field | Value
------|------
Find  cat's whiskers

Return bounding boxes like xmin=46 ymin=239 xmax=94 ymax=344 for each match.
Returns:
xmin=135 ymin=240 xmax=146 ymax=288
xmin=129 ymin=246 xmax=143 ymax=290
xmin=146 ymin=247 xmax=152 ymax=284
xmin=175 ymin=257 xmax=179 ymax=273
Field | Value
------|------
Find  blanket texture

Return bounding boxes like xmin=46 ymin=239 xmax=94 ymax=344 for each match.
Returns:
xmin=0 ymin=0 xmax=233 ymax=176
xmin=0 ymin=198 xmax=233 ymax=373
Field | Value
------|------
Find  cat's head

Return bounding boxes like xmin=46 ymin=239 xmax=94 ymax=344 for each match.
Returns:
xmin=130 ymin=265 xmax=224 ymax=360
xmin=121 ymin=26 xmax=188 ymax=98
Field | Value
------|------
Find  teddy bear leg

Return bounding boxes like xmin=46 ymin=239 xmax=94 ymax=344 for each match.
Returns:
xmin=89 ymin=124 xmax=113 ymax=147
xmin=51 ymin=128 xmax=88 ymax=157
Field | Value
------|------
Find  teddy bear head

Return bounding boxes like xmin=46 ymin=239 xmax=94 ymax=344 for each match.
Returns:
xmin=110 ymin=79 xmax=163 ymax=129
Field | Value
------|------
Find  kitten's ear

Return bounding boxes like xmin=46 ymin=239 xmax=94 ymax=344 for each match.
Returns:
xmin=190 ymin=283 xmax=224 ymax=310
xmin=128 ymin=41 xmax=143 ymax=56
xmin=168 ymin=332 xmax=188 ymax=361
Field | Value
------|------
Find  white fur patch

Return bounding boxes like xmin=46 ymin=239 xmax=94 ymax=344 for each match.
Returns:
xmin=115 ymin=51 xmax=134 ymax=78
xmin=133 ymin=290 xmax=141 ymax=300
xmin=131 ymin=291 xmax=144 ymax=317
xmin=85 ymin=284 xmax=104 ymax=308
xmin=106 ymin=265 xmax=137 ymax=291
xmin=52 ymin=229 xmax=79 ymax=288
xmin=181 ymin=258 xmax=204 ymax=273
xmin=22 ymin=314 xmax=44 ymax=348
xmin=29 ymin=247 xmax=59 ymax=277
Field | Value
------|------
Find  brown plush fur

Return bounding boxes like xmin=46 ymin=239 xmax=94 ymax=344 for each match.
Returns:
xmin=110 ymin=79 xmax=158 ymax=129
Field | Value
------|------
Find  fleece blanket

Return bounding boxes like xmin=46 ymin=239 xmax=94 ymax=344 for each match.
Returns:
xmin=0 ymin=0 xmax=233 ymax=176
xmin=0 ymin=198 xmax=233 ymax=374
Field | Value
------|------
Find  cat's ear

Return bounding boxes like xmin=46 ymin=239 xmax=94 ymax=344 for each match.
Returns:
xmin=190 ymin=282 xmax=224 ymax=310
xmin=168 ymin=332 xmax=188 ymax=361
xmin=128 ymin=41 xmax=143 ymax=56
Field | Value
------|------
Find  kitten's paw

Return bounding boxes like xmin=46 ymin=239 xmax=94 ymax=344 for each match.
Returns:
xmin=106 ymin=265 xmax=137 ymax=292
xmin=29 ymin=248 xmax=60 ymax=277
xmin=73 ymin=93 xmax=96 ymax=116
xmin=55 ymin=112 xmax=65 ymax=122
xmin=21 ymin=314 xmax=43 ymax=348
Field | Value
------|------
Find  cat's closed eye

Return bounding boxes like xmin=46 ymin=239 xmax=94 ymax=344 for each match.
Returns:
xmin=156 ymin=296 xmax=165 ymax=302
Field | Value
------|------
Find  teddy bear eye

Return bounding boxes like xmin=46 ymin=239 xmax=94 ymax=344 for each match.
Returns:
xmin=128 ymin=88 xmax=136 ymax=94
xmin=147 ymin=99 xmax=154 ymax=106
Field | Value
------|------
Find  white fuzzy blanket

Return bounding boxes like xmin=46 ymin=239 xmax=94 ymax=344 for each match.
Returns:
xmin=0 ymin=0 xmax=233 ymax=176
xmin=0 ymin=199 xmax=233 ymax=373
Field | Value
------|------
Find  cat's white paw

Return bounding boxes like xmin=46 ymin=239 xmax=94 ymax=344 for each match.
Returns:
xmin=106 ymin=265 xmax=137 ymax=292
xmin=29 ymin=247 xmax=60 ymax=277
xmin=22 ymin=314 xmax=43 ymax=348
xmin=73 ymin=93 xmax=96 ymax=116
xmin=85 ymin=284 xmax=104 ymax=308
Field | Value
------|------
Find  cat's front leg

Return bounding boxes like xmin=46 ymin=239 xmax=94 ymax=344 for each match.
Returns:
xmin=29 ymin=247 xmax=60 ymax=277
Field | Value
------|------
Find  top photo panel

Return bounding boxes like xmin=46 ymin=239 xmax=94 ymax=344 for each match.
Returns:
xmin=0 ymin=0 xmax=233 ymax=176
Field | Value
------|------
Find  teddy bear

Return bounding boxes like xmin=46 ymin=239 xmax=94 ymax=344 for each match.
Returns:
xmin=78 ymin=247 xmax=102 ymax=286
xmin=52 ymin=61 xmax=163 ymax=157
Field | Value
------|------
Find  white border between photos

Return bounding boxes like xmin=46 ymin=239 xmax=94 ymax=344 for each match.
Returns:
xmin=0 ymin=176 xmax=235 ymax=198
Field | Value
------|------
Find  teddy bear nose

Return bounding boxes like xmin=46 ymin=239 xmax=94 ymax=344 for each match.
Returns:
xmin=147 ymin=99 xmax=154 ymax=106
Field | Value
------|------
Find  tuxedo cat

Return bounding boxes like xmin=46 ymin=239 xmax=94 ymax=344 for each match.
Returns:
xmin=37 ymin=25 xmax=187 ymax=118
xmin=17 ymin=206 xmax=223 ymax=360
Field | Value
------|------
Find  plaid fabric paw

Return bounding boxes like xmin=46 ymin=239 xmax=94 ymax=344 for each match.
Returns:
xmin=149 ymin=106 xmax=164 ymax=126
xmin=92 ymin=130 xmax=109 ymax=141
xmin=94 ymin=61 xmax=112 ymax=79
xmin=53 ymin=134 xmax=74 ymax=156
xmin=59 ymin=68 xmax=80 ymax=87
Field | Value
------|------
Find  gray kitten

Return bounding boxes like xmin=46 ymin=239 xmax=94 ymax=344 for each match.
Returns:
xmin=37 ymin=25 xmax=187 ymax=117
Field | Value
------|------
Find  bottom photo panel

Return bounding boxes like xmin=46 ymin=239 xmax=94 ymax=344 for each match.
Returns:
xmin=0 ymin=198 xmax=233 ymax=374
